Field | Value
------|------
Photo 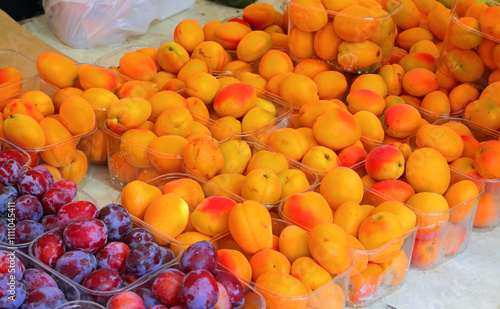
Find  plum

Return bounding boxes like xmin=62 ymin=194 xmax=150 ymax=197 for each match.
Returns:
xmin=178 ymin=269 xmax=219 ymax=309
xmin=179 ymin=240 xmax=218 ymax=274
xmin=32 ymin=231 xmax=65 ymax=267
xmin=62 ymin=218 xmax=108 ymax=253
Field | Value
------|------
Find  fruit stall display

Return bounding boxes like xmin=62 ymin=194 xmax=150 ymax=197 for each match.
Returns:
xmin=0 ymin=0 xmax=500 ymax=307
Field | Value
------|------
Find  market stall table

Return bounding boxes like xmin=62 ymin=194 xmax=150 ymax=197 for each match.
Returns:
xmin=8 ymin=0 xmax=500 ymax=308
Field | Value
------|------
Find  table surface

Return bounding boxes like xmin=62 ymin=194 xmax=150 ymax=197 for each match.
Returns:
xmin=19 ymin=1 xmax=500 ymax=308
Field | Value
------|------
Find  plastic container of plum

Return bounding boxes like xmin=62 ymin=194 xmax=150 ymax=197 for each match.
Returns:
xmin=277 ymin=183 xmax=421 ymax=307
xmin=0 ymin=177 xmax=99 ymax=253
xmin=0 ymin=75 xmax=97 ymax=186
xmin=112 ymin=172 xmax=245 ymax=249
xmin=116 ymin=261 xmax=267 ymax=309
xmin=28 ymin=215 xmax=183 ymax=306
xmin=103 ymin=112 xmax=234 ymax=189
xmin=214 ymin=218 xmax=354 ymax=309
xmin=0 ymin=244 xmax=81 ymax=304
xmin=181 ymin=140 xmax=320 ymax=209
xmin=351 ymin=161 xmax=485 ymax=270
xmin=422 ymin=117 xmax=500 ymax=230
xmin=286 ymin=0 xmax=402 ymax=74
xmin=437 ymin=0 xmax=500 ymax=89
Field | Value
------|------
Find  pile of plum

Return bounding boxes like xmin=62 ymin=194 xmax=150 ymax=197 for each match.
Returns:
xmin=0 ymin=249 xmax=73 ymax=309
xmin=31 ymin=203 xmax=176 ymax=298
xmin=0 ymin=149 xmax=79 ymax=245
xmin=108 ymin=241 xmax=247 ymax=309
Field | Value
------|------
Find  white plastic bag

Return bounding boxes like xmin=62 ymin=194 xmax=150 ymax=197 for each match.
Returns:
xmin=43 ymin=0 xmax=180 ymax=49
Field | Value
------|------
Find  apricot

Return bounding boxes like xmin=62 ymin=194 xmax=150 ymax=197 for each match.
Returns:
xmin=242 ymin=2 xmax=277 ymax=30
xmin=119 ymin=128 xmax=157 ymax=169
xmin=332 ymin=201 xmax=369 ymax=238
xmin=156 ymin=42 xmax=190 ymax=74
xmin=36 ymin=52 xmax=78 ymax=88
xmin=444 ymin=179 xmax=480 ymax=223
xmin=319 ymin=167 xmax=364 ymax=211
xmin=266 ymin=128 xmax=310 ymax=161
xmin=240 ymin=168 xmax=281 ymax=205
xmin=440 ymin=48 xmax=484 ymax=83
xmin=18 ymin=90 xmax=54 ymax=117
xmin=289 ymin=0 xmax=328 ymax=32
xmin=381 ymin=103 xmax=422 ymax=139
xmin=143 ymin=193 xmax=189 ymax=239
xmin=237 ymin=31 xmax=273 ymax=63
xmin=277 ymin=169 xmax=311 ymax=200
xmin=288 ymin=27 xmax=316 ymax=60
xmin=396 ymin=27 xmax=434 ymax=51
xmin=4 ymin=99 xmax=44 ymax=122
xmin=281 ymin=191 xmax=333 ymax=231
xmin=372 ymin=201 xmax=417 ymax=233
xmin=250 ymin=249 xmax=291 ymax=282
xmin=228 ymin=200 xmax=273 ymax=254
xmin=402 ymin=68 xmax=439 ymax=97
xmin=255 ymin=271 xmax=308 ymax=309
xmin=378 ymin=64 xmax=404 ymax=96
xmin=308 ymin=222 xmax=351 ymax=275
xmin=346 ymin=89 xmax=385 ymax=116
xmin=279 ymin=225 xmax=311 ymax=264
xmin=415 ymin=124 xmax=464 ymax=162
xmin=314 ymin=21 xmax=342 ymax=62
xmin=337 ymin=40 xmax=383 ymax=73
xmin=38 ymin=118 xmax=76 ymax=167
xmin=334 ymin=5 xmax=378 ymax=42
xmin=184 ymin=72 xmax=220 ymax=104
xmin=390 ymin=0 xmax=420 ymax=30
xmin=204 ymin=173 xmax=245 ymax=198
xmin=174 ymin=19 xmax=204 ymax=53
xmin=183 ymin=136 xmax=224 ymax=179
xmin=3 ymin=113 xmax=45 ymax=148
xmin=293 ymin=256 xmax=333 ymax=295
xmin=406 ymin=192 xmax=450 ymax=239
xmin=191 ymin=41 xmax=227 ymax=72
xmin=405 ymin=147 xmax=451 ymax=195
xmin=358 ymin=211 xmax=404 ymax=263
xmin=313 ymin=107 xmax=361 ymax=152
xmin=161 ymin=178 xmax=205 ymax=212
xmin=58 ymin=149 xmax=88 ymax=184
xmin=218 ymin=249 xmax=253 ymax=282
xmin=108 ymin=151 xmax=139 ymax=184
xmin=463 ymin=99 xmax=500 ymax=131
xmin=258 ymin=50 xmax=294 ymax=82
xmin=115 ymin=80 xmax=156 ymax=100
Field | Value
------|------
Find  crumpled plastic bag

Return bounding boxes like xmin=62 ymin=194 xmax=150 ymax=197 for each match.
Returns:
xmin=43 ymin=0 xmax=186 ymax=49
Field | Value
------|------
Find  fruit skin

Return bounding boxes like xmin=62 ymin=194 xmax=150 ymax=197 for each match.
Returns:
xmin=143 ymin=193 xmax=190 ymax=239
xmin=308 ymin=222 xmax=351 ymax=275
xmin=474 ymin=140 xmax=500 ymax=179
xmin=37 ymin=52 xmax=78 ymax=88
xmin=228 ymin=200 xmax=273 ymax=254
xmin=3 ymin=113 xmax=45 ymax=148
xmin=107 ymin=98 xmax=152 ymax=134
xmin=183 ymin=136 xmax=224 ymax=180
xmin=365 ymin=145 xmax=405 ymax=181
xmin=213 ymin=83 xmax=257 ymax=118
xmin=357 ymin=211 xmax=404 ymax=263
xmin=405 ymin=147 xmax=451 ymax=195
xmin=156 ymin=42 xmax=190 ymax=74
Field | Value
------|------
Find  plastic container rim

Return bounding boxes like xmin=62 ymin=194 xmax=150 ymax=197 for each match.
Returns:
xmin=287 ymin=0 xmax=403 ymax=20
